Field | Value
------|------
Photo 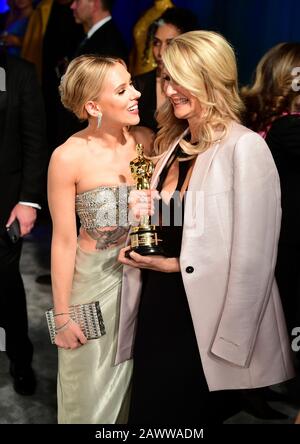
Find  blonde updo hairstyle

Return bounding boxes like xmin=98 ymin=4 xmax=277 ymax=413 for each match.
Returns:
xmin=155 ymin=30 xmax=244 ymax=156
xmin=59 ymin=55 xmax=124 ymax=120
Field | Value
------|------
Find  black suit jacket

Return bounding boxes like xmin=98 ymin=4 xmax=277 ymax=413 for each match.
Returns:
xmin=133 ymin=69 xmax=157 ymax=132
xmin=0 ymin=52 xmax=47 ymax=234
xmin=75 ymin=19 xmax=128 ymax=63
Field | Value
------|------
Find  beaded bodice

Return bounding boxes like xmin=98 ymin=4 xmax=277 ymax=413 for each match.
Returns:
xmin=75 ymin=185 xmax=134 ymax=250
xmin=76 ymin=185 xmax=134 ymax=229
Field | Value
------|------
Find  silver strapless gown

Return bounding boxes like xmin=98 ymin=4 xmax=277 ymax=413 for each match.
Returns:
xmin=57 ymin=186 xmax=133 ymax=424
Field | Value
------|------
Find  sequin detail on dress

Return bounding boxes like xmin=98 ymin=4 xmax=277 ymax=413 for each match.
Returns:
xmin=75 ymin=185 xmax=134 ymax=250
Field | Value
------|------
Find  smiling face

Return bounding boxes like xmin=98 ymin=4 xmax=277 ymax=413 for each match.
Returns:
xmin=162 ymin=72 xmax=203 ymax=124
xmin=89 ymin=62 xmax=141 ymax=128
xmin=152 ymin=23 xmax=181 ymax=73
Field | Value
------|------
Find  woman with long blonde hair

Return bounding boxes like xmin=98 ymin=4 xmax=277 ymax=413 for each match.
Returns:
xmin=118 ymin=31 xmax=294 ymax=424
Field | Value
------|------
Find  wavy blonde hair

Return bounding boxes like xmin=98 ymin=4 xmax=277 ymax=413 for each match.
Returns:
xmin=154 ymin=31 xmax=244 ymax=156
xmin=241 ymin=42 xmax=300 ymax=132
xmin=59 ymin=55 xmax=125 ymax=120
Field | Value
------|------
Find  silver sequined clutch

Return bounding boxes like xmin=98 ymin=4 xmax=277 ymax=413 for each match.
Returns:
xmin=45 ymin=301 xmax=106 ymax=344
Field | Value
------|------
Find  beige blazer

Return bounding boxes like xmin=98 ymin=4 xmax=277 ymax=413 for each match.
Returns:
xmin=116 ymin=121 xmax=295 ymax=391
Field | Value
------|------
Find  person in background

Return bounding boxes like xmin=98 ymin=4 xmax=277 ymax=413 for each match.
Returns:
xmin=48 ymin=54 xmax=153 ymax=423
xmin=129 ymin=0 xmax=174 ymax=76
xmin=117 ymin=31 xmax=295 ymax=424
xmin=0 ymin=0 xmax=33 ymax=56
xmin=72 ymin=0 xmax=127 ymax=62
xmin=0 ymin=46 xmax=47 ymax=396
xmin=22 ymin=0 xmax=84 ymax=151
xmin=133 ymin=6 xmax=199 ymax=132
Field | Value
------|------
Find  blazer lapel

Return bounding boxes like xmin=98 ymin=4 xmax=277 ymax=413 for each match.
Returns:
xmin=188 ymin=138 xmax=222 ymax=192
xmin=151 ymin=130 xmax=222 ymax=191
xmin=182 ymin=138 xmax=223 ymax=237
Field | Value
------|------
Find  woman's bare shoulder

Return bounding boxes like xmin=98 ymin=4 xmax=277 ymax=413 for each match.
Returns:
xmin=130 ymin=125 xmax=155 ymax=156
xmin=50 ymin=133 xmax=86 ymax=166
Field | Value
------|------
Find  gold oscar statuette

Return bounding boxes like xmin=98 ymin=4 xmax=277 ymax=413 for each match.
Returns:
xmin=126 ymin=144 xmax=163 ymax=257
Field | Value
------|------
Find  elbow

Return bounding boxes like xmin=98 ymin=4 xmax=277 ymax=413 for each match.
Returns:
xmin=51 ymin=231 xmax=77 ymax=252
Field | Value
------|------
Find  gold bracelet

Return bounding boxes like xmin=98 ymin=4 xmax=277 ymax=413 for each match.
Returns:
xmin=53 ymin=312 xmax=69 ymax=317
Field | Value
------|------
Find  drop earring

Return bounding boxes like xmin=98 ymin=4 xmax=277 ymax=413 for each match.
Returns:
xmin=97 ymin=111 xmax=102 ymax=129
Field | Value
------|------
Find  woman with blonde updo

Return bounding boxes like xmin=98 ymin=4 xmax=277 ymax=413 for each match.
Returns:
xmin=117 ymin=31 xmax=295 ymax=424
xmin=48 ymin=54 xmax=153 ymax=424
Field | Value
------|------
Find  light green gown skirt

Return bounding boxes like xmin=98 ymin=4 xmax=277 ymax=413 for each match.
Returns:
xmin=57 ymin=244 xmax=132 ymax=424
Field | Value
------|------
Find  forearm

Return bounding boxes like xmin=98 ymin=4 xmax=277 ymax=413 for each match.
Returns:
xmin=50 ymin=236 xmax=88 ymax=349
xmin=118 ymin=248 xmax=180 ymax=272
xmin=51 ymin=237 xmax=77 ymax=312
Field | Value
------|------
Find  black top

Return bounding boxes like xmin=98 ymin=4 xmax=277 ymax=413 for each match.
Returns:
xmin=154 ymin=147 xmax=192 ymax=256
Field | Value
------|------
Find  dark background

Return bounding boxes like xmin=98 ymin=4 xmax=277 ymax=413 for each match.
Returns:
xmin=1 ymin=0 xmax=300 ymax=85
